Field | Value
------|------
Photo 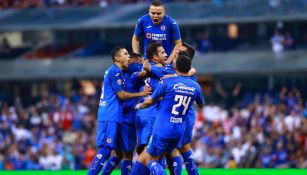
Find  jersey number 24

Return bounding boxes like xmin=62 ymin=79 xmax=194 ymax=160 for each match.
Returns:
xmin=171 ymin=95 xmax=191 ymax=116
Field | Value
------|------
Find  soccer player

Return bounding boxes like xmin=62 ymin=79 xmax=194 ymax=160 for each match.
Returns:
xmin=131 ymin=54 xmax=205 ymax=175
xmin=135 ymin=42 xmax=167 ymax=157
xmin=87 ymin=46 xmax=151 ymax=175
xmin=101 ymin=53 xmax=148 ymax=175
xmin=132 ymin=0 xmax=182 ymax=63
xmin=147 ymin=42 xmax=199 ymax=175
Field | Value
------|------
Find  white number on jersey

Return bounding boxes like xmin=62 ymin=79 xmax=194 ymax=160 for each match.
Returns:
xmin=171 ymin=95 xmax=191 ymax=115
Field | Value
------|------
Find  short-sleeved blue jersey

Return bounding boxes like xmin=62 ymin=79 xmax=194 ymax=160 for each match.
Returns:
xmin=151 ymin=76 xmax=204 ymax=139
xmin=122 ymin=64 xmax=144 ymax=124
xmin=134 ymin=14 xmax=181 ymax=57
xmin=98 ymin=64 xmax=124 ymax=122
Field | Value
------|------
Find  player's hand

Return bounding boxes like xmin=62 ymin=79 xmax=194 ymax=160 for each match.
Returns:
xmin=135 ymin=103 xmax=142 ymax=110
xmin=142 ymin=85 xmax=152 ymax=96
xmin=161 ymin=74 xmax=176 ymax=80
xmin=143 ymin=60 xmax=151 ymax=72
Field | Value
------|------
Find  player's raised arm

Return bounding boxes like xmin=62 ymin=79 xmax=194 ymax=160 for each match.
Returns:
xmin=165 ymin=39 xmax=182 ymax=64
xmin=132 ymin=35 xmax=140 ymax=54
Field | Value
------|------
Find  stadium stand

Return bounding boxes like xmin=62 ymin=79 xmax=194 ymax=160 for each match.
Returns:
xmin=0 ymin=0 xmax=307 ymax=171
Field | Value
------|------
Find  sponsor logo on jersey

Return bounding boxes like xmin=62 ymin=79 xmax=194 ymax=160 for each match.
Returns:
xmin=107 ymin=138 xmax=112 ymax=144
xmin=161 ymin=25 xmax=166 ymax=31
xmin=146 ymin=33 xmax=152 ymax=39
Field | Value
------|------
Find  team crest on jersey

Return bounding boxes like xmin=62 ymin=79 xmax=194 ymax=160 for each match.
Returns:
xmin=160 ymin=25 xmax=166 ymax=31
xmin=146 ymin=33 xmax=152 ymax=39
xmin=107 ymin=138 xmax=112 ymax=144
xmin=117 ymin=79 xmax=122 ymax=85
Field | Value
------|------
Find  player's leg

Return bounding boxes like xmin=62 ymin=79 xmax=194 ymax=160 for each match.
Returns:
xmin=130 ymin=148 xmax=151 ymax=175
xmin=136 ymin=115 xmax=155 ymax=154
xmin=87 ymin=121 xmax=117 ymax=175
xmin=101 ymin=150 xmax=122 ymax=175
xmin=166 ymin=149 xmax=182 ymax=175
xmin=179 ymin=143 xmax=199 ymax=175
xmin=178 ymin=116 xmax=199 ymax=175
xmin=120 ymin=122 xmax=137 ymax=175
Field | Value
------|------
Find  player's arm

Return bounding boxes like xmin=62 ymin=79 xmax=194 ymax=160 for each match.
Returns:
xmin=135 ymin=96 xmax=155 ymax=109
xmin=132 ymin=35 xmax=141 ymax=54
xmin=165 ymin=39 xmax=182 ymax=64
xmin=116 ymin=86 xmax=151 ymax=101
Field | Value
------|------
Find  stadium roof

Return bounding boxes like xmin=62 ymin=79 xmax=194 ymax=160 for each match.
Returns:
xmin=1 ymin=0 xmax=307 ymax=31
xmin=1 ymin=50 xmax=307 ymax=80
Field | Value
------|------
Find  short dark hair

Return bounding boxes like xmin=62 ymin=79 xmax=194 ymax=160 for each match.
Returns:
xmin=151 ymin=0 xmax=164 ymax=7
xmin=182 ymin=42 xmax=195 ymax=59
xmin=146 ymin=42 xmax=162 ymax=61
xmin=111 ymin=46 xmax=125 ymax=62
xmin=176 ymin=54 xmax=191 ymax=73
xmin=178 ymin=51 xmax=191 ymax=59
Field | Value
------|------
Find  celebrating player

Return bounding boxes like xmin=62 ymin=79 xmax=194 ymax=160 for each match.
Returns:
xmin=131 ymin=54 xmax=205 ymax=175
xmin=87 ymin=46 xmax=151 ymax=175
xmin=132 ymin=0 xmax=182 ymax=63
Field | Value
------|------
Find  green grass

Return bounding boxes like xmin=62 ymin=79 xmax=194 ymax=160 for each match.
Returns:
xmin=0 ymin=169 xmax=307 ymax=175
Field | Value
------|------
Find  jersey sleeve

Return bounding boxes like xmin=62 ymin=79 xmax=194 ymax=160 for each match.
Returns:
xmin=195 ymin=85 xmax=205 ymax=106
xmin=169 ymin=17 xmax=181 ymax=41
xmin=151 ymin=66 xmax=176 ymax=79
xmin=131 ymin=72 xmax=145 ymax=86
xmin=151 ymin=80 xmax=165 ymax=101
xmin=110 ymin=69 xmax=124 ymax=93
xmin=134 ymin=17 xmax=144 ymax=37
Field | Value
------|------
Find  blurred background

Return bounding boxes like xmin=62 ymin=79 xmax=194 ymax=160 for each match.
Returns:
xmin=0 ymin=0 xmax=307 ymax=170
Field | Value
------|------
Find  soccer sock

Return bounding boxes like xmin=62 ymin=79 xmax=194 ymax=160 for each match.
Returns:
xmin=158 ymin=157 xmax=166 ymax=169
xmin=148 ymin=160 xmax=167 ymax=175
xmin=101 ymin=156 xmax=120 ymax=175
xmin=130 ymin=161 xmax=150 ymax=175
xmin=172 ymin=156 xmax=182 ymax=175
xmin=87 ymin=147 xmax=112 ymax=175
xmin=121 ymin=159 xmax=133 ymax=175
xmin=166 ymin=156 xmax=175 ymax=175
xmin=182 ymin=150 xmax=199 ymax=175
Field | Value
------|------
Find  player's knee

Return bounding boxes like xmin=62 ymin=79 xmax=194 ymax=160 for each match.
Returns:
xmin=171 ymin=149 xmax=180 ymax=157
xmin=123 ymin=151 xmax=133 ymax=160
xmin=115 ymin=150 xmax=123 ymax=159
xmin=97 ymin=146 xmax=112 ymax=156
xmin=179 ymin=143 xmax=191 ymax=153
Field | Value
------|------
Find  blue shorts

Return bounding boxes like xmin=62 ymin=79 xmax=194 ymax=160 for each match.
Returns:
xmin=120 ymin=122 xmax=136 ymax=152
xmin=177 ymin=117 xmax=194 ymax=148
xmin=147 ymin=134 xmax=181 ymax=157
xmin=136 ymin=115 xmax=155 ymax=146
xmin=96 ymin=121 xmax=120 ymax=149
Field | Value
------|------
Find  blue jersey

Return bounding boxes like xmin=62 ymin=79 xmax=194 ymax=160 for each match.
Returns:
xmin=151 ymin=76 xmax=204 ymax=139
xmin=98 ymin=64 xmax=124 ymax=122
xmin=136 ymin=62 xmax=164 ymax=117
xmin=134 ymin=14 xmax=181 ymax=57
xmin=122 ymin=64 xmax=144 ymax=124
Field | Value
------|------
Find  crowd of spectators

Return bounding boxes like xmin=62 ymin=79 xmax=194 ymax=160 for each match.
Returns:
xmin=0 ymin=79 xmax=307 ymax=170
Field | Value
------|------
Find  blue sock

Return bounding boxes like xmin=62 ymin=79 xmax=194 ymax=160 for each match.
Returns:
xmin=172 ymin=156 xmax=182 ymax=175
xmin=182 ymin=150 xmax=199 ymax=175
xmin=158 ymin=157 xmax=166 ymax=169
xmin=130 ymin=161 xmax=150 ymax=175
xmin=148 ymin=160 xmax=166 ymax=175
xmin=121 ymin=159 xmax=132 ymax=175
xmin=101 ymin=156 xmax=120 ymax=175
xmin=87 ymin=147 xmax=111 ymax=175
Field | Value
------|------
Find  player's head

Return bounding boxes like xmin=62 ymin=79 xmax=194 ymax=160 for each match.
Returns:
xmin=149 ymin=0 xmax=165 ymax=25
xmin=174 ymin=54 xmax=191 ymax=74
xmin=111 ymin=46 xmax=130 ymax=70
xmin=129 ymin=52 xmax=143 ymax=64
xmin=174 ymin=42 xmax=195 ymax=60
xmin=146 ymin=42 xmax=167 ymax=64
